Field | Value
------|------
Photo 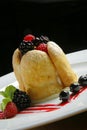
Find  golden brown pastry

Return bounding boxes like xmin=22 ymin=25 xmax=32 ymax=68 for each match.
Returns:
xmin=47 ymin=41 xmax=78 ymax=87
xmin=12 ymin=49 xmax=64 ymax=102
xmin=12 ymin=35 xmax=78 ymax=102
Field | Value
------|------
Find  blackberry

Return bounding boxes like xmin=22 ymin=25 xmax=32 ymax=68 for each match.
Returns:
xmin=78 ymin=74 xmax=87 ymax=86
xmin=59 ymin=90 xmax=70 ymax=102
xmin=33 ymin=37 xmax=41 ymax=46
xmin=18 ymin=41 xmax=34 ymax=55
xmin=40 ymin=35 xmax=49 ymax=43
xmin=33 ymin=35 xmax=50 ymax=46
xmin=12 ymin=89 xmax=31 ymax=111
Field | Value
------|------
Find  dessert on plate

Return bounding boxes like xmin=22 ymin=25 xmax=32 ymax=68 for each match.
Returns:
xmin=12 ymin=34 xmax=78 ymax=102
xmin=1 ymin=34 xmax=87 ymax=119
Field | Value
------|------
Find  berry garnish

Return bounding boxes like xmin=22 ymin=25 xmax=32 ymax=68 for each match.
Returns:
xmin=0 ymin=97 xmax=18 ymax=119
xmin=23 ymin=34 xmax=35 ymax=42
xmin=78 ymin=74 xmax=87 ymax=86
xmin=18 ymin=41 xmax=34 ymax=55
xmin=0 ymin=85 xmax=18 ymax=119
xmin=59 ymin=90 xmax=70 ymax=102
xmin=36 ymin=43 xmax=48 ymax=53
xmin=4 ymin=102 xmax=18 ymax=118
xmin=12 ymin=89 xmax=31 ymax=111
xmin=70 ymin=82 xmax=80 ymax=94
xmin=0 ymin=112 xmax=5 ymax=119
xmin=0 ymin=85 xmax=31 ymax=119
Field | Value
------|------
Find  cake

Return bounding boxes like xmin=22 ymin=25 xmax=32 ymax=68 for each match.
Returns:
xmin=12 ymin=34 xmax=78 ymax=102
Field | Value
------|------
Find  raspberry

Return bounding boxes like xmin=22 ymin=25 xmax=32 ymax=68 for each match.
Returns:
xmin=12 ymin=89 xmax=31 ymax=111
xmin=0 ymin=112 xmax=5 ymax=119
xmin=4 ymin=102 xmax=18 ymax=118
xmin=36 ymin=43 xmax=48 ymax=53
xmin=23 ymin=34 xmax=35 ymax=42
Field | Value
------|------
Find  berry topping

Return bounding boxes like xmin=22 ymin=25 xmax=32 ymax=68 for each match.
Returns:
xmin=18 ymin=41 xmax=34 ymax=55
xmin=70 ymin=82 xmax=80 ymax=94
xmin=40 ymin=35 xmax=49 ymax=43
xmin=18 ymin=34 xmax=50 ymax=55
xmin=33 ymin=37 xmax=42 ymax=46
xmin=78 ymin=74 xmax=87 ymax=86
xmin=23 ymin=34 xmax=35 ymax=42
xmin=33 ymin=35 xmax=49 ymax=46
xmin=59 ymin=90 xmax=70 ymax=102
xmin=36 ymin=43 xmax=48 ymax=53
xmin=12 ymin=89 xmax=31 ymax=111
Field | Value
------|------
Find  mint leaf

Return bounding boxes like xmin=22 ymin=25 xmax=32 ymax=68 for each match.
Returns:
xmin=5 ymin=85 xmax=16 ymax=99
xmin=0 ymin=98 xmax=12 ymax=111
xmin=0 ymin=91 xmax=8 ymax=97
xmin=0 ymin=85 xmax=16 ymax=100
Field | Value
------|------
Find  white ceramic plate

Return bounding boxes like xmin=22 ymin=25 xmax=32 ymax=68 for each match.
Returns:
xmin=0 ymin=49 xmax=87 ymax=130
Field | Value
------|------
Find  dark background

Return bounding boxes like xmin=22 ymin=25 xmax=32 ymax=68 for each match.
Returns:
xmin=0 ymin=1 xmax=87 ymax=76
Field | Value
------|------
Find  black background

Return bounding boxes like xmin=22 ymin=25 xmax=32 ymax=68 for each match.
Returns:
xmin=0 ymin=1 xmax=87 ymax=76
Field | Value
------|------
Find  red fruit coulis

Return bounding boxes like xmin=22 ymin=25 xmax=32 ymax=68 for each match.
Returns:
xmin=19 ymin=86 xmax=87 ymax=114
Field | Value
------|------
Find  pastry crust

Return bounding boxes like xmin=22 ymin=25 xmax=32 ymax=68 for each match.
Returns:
xmin=47 ymin=41 xmax=78 ymax=87
xmin=12 ymin=49 xmax=64 ymax=102
xmin=12 ymin=49 xmax=25 ymax=91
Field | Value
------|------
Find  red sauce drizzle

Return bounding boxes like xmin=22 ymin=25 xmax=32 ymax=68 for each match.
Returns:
xmin=19 ymin=86 xmax=87 ymax=114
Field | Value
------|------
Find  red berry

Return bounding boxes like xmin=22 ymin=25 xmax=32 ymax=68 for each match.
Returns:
xmin=36 ymin=43 xmax=48 ymax=53
xmin=23 ymin=34 xmax=35 ymax=42
xmin=0 ymin=112 xmax=5 ymax=119
xmin=4 ymin=102 xmax=18 ymax=118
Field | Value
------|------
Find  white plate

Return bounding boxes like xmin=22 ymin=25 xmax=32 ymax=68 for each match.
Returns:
xmin=0 ymin=49 xmax=87 ymax=130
